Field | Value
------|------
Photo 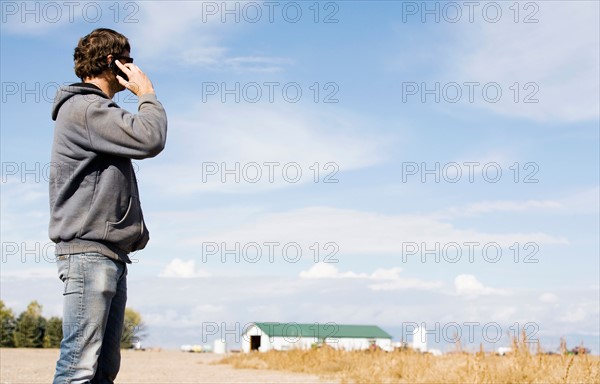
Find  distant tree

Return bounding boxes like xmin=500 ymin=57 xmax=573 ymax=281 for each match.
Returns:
xmin=14 ymin=301 xmax=46 ymax=348
xmin=43 ymin=317 xmax=63 ymax=348
xmin=0 ymin=300 xmax=17 ymax=347
xmin=121 ymin=308 xmax=147 ymax=349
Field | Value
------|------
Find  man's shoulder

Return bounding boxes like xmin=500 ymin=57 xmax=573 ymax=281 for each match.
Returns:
xmin=63 ymin=93 xmax=119 ymax=121
xmin=57 ymin=91 xmax=108 ymax=111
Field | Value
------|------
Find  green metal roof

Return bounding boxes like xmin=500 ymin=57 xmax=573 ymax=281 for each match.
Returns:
xmin=252 ymin=322 xmax=392 ymax=339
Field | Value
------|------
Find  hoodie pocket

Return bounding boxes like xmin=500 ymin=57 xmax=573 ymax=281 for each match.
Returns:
xmin=104 ymin=196 xmax=144 ymax=251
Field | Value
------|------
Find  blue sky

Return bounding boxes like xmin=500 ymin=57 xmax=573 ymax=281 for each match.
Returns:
xmin=1 ymin=1 xmax=599 ymax=353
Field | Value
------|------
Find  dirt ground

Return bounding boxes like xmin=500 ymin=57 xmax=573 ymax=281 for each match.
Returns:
xmin=0 ymin=348 xmax=335 ymax=383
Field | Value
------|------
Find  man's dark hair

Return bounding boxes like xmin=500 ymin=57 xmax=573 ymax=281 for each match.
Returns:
xmin=74 ymin=28 xmax=130 ymax=81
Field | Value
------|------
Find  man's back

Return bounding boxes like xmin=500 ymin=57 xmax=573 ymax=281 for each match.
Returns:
xmin=49 ymin=82 xmax=166 ymax=263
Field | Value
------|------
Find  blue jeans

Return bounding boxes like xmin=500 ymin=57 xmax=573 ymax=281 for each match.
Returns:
xmin=53 ymin=252 xmax=127 ymax=384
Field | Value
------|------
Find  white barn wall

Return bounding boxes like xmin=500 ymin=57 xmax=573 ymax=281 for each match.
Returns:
xmin=242 ymin=324 xmax=272 ymax=353
xmin=242 ymin=323 xmax=393 ymax=352
xmin=325 ymin=337 xmax=392 ymax=351
xmin=271 ymin=336 xmax=315 ymax=351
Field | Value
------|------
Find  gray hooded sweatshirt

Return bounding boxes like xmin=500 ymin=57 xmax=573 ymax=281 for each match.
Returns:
xmin=50 ymin=83 xmax=167 ymax=263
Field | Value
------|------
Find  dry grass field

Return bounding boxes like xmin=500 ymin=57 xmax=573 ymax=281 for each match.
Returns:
xmin=1 ymin=340 xmax=598 ymax=383
xmin=219 ymin=344 xmax=600 ymax=384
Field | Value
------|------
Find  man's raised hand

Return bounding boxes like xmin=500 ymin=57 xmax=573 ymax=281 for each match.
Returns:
xmin=115 ymin=60 xmax=155 ymax=96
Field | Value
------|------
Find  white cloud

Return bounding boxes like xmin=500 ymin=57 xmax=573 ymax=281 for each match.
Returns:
xmin=180 ymin=49 xmax=292 ymax=72
xmin=144 ymin=304 xmax=224 ymax=330
xmin=559 ymin=307 xmax=587 ymax=324
xmin=185 ymin=206 xmax=567 ymax=254
xmin=436 ymin=186 xmax=600 ymax=219
xmin=221 ymin=56 xmax=293 ymax=73
xmin=0 ymin=267 xmax=56 ymax=279
xmin=143 ymin=309 xmax=204 ymax=329
xmin=193 ymin=304 xmax=224 ymax=313
xmin=540 ymin=293 xmax=559 ymax=304
xmin=490 ymin=306 xmax=518 ymax=324
xmin=145 ymin=103 xmax=390 ymax=194
xmin=179 ymin=45 xmax=228 ymax=66
xmin=4 ymin=2 xmax=284 ymax=72
xmin=126 ymin=1 xmax=224 ymax=60
xmin=126 ymin=1 xmax=290 ymax=72
xmin=368 ymin=275 xmax=444 ymax=291
xmin=437 ymin=199 xmax=563 ymax=219
xmin=454 ymin=274 xmax=508 ymax=298
xmin=557 ymin=186 xmax=600 ymax=215
xmin=0 ymin=180 xmax=51 ymax=264
xmin=299 ymin=263 xmax=443 ymax=291
xmin=557 ymin=300 xmax=599 ymax=324
xmin=159 ymin=258 xmax=210 ymax=278
xmin=299 ymin=263 xmax=367 ymax=279
xmin=450 ymin=2 xmax=599 ymax=122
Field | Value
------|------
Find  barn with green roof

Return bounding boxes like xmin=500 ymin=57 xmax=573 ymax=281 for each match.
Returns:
xmin=242 ymin=322 xmax=393 ymax=352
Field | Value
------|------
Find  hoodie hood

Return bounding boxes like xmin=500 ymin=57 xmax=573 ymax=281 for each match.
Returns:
xmin=51 ymin=83 xmax=108 ymax=121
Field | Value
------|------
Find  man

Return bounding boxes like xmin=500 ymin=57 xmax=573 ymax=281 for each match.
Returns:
xmin=49 ymin=28 xmax=167 ymax=383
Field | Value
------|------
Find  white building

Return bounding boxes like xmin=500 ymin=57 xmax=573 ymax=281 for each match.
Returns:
xmin=412 ymin=326 xmax=442 ymax=355
xmin=412 ymin=325 xmax=427 ymax=352
xmin=242 ymin=322 xmax=393 ymax=352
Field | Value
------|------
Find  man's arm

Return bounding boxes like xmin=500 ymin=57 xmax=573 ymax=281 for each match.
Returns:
xmin=85 ymin=94 xmax=167 ymax=159
xmin=85 ymin=60 xmax=167 ymax=159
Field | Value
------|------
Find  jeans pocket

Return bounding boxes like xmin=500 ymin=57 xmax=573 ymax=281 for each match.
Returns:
xmin=57 ymin=255 xmax=82 ymax=296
